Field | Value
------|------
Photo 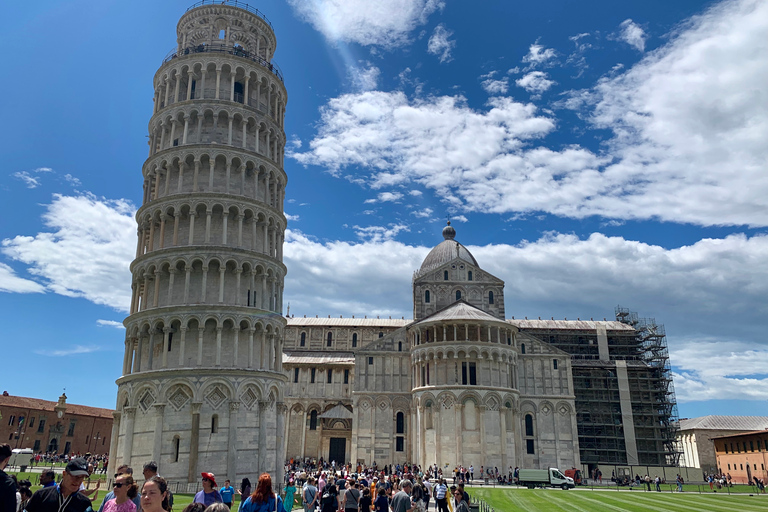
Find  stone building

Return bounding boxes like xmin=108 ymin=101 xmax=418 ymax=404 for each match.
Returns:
xmin=282 ymin=223 xmax=681 ymax=473
xmin=109 ymin=2 xmax=289 ymax=485
xmin=0 ymin=392 xmax=112 ymax=455
xmin=677 ymin=416 xmax=768 ymax=472
xmin=712 ymin=430 xmax=768 ymax=484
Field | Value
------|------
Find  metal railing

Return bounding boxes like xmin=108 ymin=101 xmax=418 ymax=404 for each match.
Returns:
xmin=162 ymin=44 xmax=284 ymax=82
xmin=185 ymin=0 xmax=273 ymax=30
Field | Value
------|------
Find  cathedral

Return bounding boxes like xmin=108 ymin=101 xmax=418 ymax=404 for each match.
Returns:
xmin=108 ymin=2 xmax=678 ymax=487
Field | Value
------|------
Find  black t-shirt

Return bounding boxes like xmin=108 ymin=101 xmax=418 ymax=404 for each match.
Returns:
xmin=26 ymin=485 xmax=93 ymax=512
xmin=359 ymin=495 xmax=372 ymax=511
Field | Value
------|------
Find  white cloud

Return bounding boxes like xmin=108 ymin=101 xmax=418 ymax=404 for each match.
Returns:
xmin=12 ymin=167 xmax=54 ymax=188
xmin=349 ymin=64 xmax=381 ymax=91
xmin=452 ymin=215 xmax=468 ymax=223
xmin=364 ymin=191 xmax=404 ymax=204
xmin=2 ymin=194 xmax=136 ymax=311
xmin=480 ymin=72 xmax=509 ymax=95
xmin=515 ymin=71 xmax=555 ymax=95
xmin=64 ymin=174 xmax=81 ymax=186
xmin=13 ymin=171 xmax=41 ymax=188
xmin=285 ymin=213 xmax=300 ymax=221
xmin=427 ymin=24 xmax=455 ymax=63
xmin=294 ymin=0 xmax=768 ymax=227
xmin=286 ymin=0 xmax=444 ymax=47
xmin=351 ymin=223 xmax=410 ymax=242
xmin=0 ymin=262 xmax=45 ymax=293
xmin=617 ymin=19 xmax=647 ymax=52
xmin=671 ymin=338 xmax=768 ymax=402
xmin=97 ymin=319 xmax=125 ymax=329
xmin=411 ymin=207 xmax=434 ymax=218
xmin=35 ymin=345 xmax=101 ymax=357
xmin=522 ymin=43 xmax=556 ymax=67
xmin=409 ymin=190 xmax=423 ymax=196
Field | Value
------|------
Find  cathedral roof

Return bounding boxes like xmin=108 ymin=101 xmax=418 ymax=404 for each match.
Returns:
xmin=417 ymin=221 xmax=478 ymax=275
xmin=413 ymin=300 xmax=504 ymax=326
xmin=677 ymin=415 xmax=768 ymax=432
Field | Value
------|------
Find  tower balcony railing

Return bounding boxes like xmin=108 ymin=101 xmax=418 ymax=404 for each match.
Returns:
xmin=162 ymin=44 xmax=284 ymax=83
xmin=185 ymin=0 xmax=273 ymax=30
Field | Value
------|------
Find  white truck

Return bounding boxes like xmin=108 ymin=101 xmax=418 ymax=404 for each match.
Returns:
xmin=518 ymin=468 xmax=575 ymax=490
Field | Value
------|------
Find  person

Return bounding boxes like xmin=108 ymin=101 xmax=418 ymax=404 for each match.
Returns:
xmin=301 ymin=477 xmax=317 ymax=512
xmin=220 ymin=480 xmax=235 ymax=509
xmin=236 ymin=479 xmax=251 ymax=512
xmin=282 ymin=479 xmax=296 ymax=512
xmin=456 ymin=484 xmax=468 ymax=504
xmin=676 ymin=474 xmax=683 ymax=493
xmin=182 ymin=505 xmax=205 ymax=512
xmin=19 ymin=486 xmax=33 ymax=512
xmin=390 ymin=480 xmax=414 ymax=512
xmin=241 ymin=473 xmax=283 ymax=512
xmin=140 ymin=477 xmax=171 ymax=512
xmin=410 ymin=478 xmax=424 ymax=512
xmin=98 ymin=466 xmax=140 ymax=512
xmin=25 ymin=458 xmax=93 ymax=512
xmin=195 ymin=473 xmax=223 ymax=507
xmin=451 ymin=490 xmax=467 ymax=512
xmin=373 ymin=488 xmax=387 ymax=512
xmin=143 ymin=462 xmax=173 ymax=510
xmin=40 ymin=470 xmax=57 ymax=488
xmin=203 ymin=505 xmax=229 ymax=512
xmin=0 ymin=444 xmax=16 ymax=512
xmin=319 ymin=483 xmax=337 ymax=512
xmin=102 ymin=474 xmax=138 ymax=512
xmin=654 ymin=476 xmax=661 ymax=492
xmin=359 ymin=487 xmax=372 ymax=512
xmin=341 ymin=479 xmax=359 ymax=512
xmin=433 ymin=479 xmax=448 ymax=512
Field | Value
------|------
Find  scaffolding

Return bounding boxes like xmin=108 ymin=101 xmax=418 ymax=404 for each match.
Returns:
xmin=518 ymin=307 xmax=682 ymax=466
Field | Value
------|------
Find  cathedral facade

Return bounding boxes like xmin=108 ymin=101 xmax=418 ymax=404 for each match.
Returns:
xmin=282 ymin=222 xmax=582 ymax=472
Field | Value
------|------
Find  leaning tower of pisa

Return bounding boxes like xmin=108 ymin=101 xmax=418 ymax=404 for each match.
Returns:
xmin=109 ymin=1 xmax=288 ymax=485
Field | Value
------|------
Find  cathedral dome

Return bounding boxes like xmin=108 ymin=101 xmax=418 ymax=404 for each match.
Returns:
xmin=418 ymin=221 xmax=478 ymax=274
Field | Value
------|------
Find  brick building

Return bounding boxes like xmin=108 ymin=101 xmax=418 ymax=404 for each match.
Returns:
xmin=713 ymin=429 xmax=768 ymax=484
xmin=0 ymin=392 xmax=113 ymax=456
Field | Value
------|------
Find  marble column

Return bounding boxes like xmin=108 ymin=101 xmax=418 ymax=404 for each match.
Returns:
xmin=152 ymin=404 xmax=165 ymax=463
xmin=188 ymin=402 xmax=202 ymax=483
xmin=228 ymin=401 xmax=240 ymax=480
xmin=122 ymin=407 xmax=136 ymax=467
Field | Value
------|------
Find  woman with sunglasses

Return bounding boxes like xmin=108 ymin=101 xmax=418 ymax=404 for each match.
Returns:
xmin=451 ymin=489 xmax=468 ymax=512
xmin=103 ymin=474 xmax=138 ymax=512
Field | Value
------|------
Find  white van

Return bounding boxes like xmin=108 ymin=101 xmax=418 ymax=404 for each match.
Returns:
xmin=9 ymin=448 xmax=34 ymax=470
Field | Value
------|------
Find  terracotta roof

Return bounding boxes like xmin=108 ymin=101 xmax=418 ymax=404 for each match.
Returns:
xmin=711 ymin=429 xmax=768 ymax=440
xmin=677 ymin=415 xmax=768 ymax=431
xmin=414 ymin=301 xmax=504 ymax=326
xmin=286 ymin=317 xmax=410 ymax=327
xmin=283 ymin=351 xmax=355 ymax=366
xmin=0 ymin=394 xmax=113 ymax=419
xmin=511 ymin=319 xmax=635 ymax=331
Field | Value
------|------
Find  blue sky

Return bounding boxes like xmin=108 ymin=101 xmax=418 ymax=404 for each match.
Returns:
xmin=1 ymin=0 xmax=766 ymax=420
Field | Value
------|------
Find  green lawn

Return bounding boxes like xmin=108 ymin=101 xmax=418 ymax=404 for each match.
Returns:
xmin=470 ymin=487 xmax=768 ymax=512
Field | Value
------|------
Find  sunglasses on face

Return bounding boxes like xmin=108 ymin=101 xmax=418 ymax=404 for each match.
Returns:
xmin=113 ymin=483 xmax=125 ymax=488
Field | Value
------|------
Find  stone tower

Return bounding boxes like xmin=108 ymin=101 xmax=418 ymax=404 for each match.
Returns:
xmin=110 ymin=1 xmax=288 ymax=485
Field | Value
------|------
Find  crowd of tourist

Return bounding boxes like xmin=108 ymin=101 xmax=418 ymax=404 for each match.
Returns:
xmin=30 ymin=452 xmax=109 ymax=473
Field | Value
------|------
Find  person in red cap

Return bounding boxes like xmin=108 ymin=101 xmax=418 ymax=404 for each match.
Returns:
xmin=194 ymin=472 xmax=223 ymax=507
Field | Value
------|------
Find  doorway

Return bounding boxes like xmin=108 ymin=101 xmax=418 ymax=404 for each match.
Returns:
xmin=329 ymin=438 xmax=346 ymax=465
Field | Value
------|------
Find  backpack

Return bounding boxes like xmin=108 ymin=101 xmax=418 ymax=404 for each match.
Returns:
xmin=321 ymin=493 xmax=336 ymax=512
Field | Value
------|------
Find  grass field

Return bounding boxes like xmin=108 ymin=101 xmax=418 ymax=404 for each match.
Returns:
xmin=471 ymin=486 xmax=768 ymax=512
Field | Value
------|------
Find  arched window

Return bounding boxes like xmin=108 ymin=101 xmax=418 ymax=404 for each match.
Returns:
xmin=300 ymin=332 xmax=306 ymax=347
xmin=396 ymin=412 xmax=405 ymax=434
xmin=525 ymin=414 xmax=534 ymax=436
xmin=309 ymin=410 xmax=318 ymax=430
xmin=327 ymin=332 xmax=333 ymax=347
xmin=489 ymin=291 xmax=494 ymax=304
xmin=234 ymin=81 xmax=244 ymax=103
xmin=352 ymin=333 xmax=358 ymax=347
xmin=211 ymin=414 xmax=219 ymax=434
xmin=444 ymin=270 xmax=449 ymax=280
xmin=456 ymin=290 xmax=462 ymax=300
xmin=173 ymin=436 xmax=180 ymax=462
xmin=379 ymin=331 xmax=384 ymax=338
xmin=521 ymin=343 xmax=526 ymax=354
xmin=425 ymin=290 xmax=430 ymax=303
xmin=468 ymin=271 xmax=473 ymax=281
